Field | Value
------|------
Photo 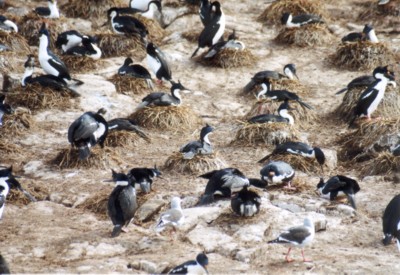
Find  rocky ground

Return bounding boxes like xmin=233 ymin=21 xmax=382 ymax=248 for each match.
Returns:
xmin=1 ymin=0 xmax=400 ymax=273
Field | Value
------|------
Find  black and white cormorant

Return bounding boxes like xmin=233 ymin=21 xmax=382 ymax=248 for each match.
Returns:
xmin=107 ymin=117 xmax=150 ymax=142
xmin=107 ymin=8 xmax=148 ymax=40
xmin=155 ymin=197 xmax=184 ymax=233
xmin=0 ymin=95 xmax=13 ymax=126
xmin=191 ymin=1 xmax=225 ymax=58
xmin=281 ymin=12 xmax=324 ymax=28
xmin=65 ymin=36 xmax=102 ymax=60
xmin=382 ymin=194 xmax=400 ymax=250
xmin=120 ymin=0 xmax=162 ymax=22
xmin=260 ymin=161 xmax=295 ymax=189
xmin=199 ymin=0 xmax=213 ymax=26
xmin=118 ymin=57 xmax=154 ymax=90
xmin=248 ymin=99 xmax=295 ymax=125
xmin=349 ymin=66 xmax=396 ymax=126
xmin=107 ymin=170 xmax=138 ymax=237
xmin=341 ymin=24 xmax=379 ymax=43
xmin=0 ymin=15 xmax=18 ymax=33
xmin=127 ymin=165 xmax=162 ymax=193
xmin=0 ymin=176 xmax=9 ymax=220
xmin=56 ymin=30 xmax=84 ymax=53
xmin=198 ymin=168 xmax=250 ymax=205
xmin=180 ymin=124 xmax=214 ymax=159
xmin=231 ymin=186 xmax=261 ymax=217
xmin=317 ymin=176 xmax=360 ymax=209
xmin=130 ymin=0 xmax=160 ymax=11
xmin=136 ymin=81 xmax=188 ymax=109
xmin=34 ymin=0 xmax=60 ymax=18
xmin=336 ymin=74 xmax=376 ymax=95
xmin=67 ymin=108 xmax=109 ymax=160
xmin=204 ymin=29 xmax=245 ymax=58
xmin=169 ymin=253 xmax=209 ymax=275
xmin=21 ymin=55 xmax=80 ymax=97
xmin=146 ymin=42 xmax=172 ymax=83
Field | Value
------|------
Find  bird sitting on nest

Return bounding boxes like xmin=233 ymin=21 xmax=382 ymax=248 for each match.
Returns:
xmin=281 ymin=12 xmax=324 ymax=28
xmin=155 ymin=197 xmax=184 ymax=234
xmin=382 ymin=194 xmax=400 ymax=250
xmin=248 ymin=99 xmax=295 ymax=126
xmin=107 ymin=117 xmax=150 ymax=142
xmin=64 ymin=35 xmax=102 ymax=60
xmin=180 ymin=124 xmax=214 ymax=159
xmin=127 ymin=165 xmax=162 ymax=193
xmin=0 ymin=15 xmax=18 ymax=33
xmin=0 ymin=95 xmax=13 ymax=126
xmin=118 ymin=57 xmax=154 ymax=90
xmin=259 ymin=161 xmax=295 ymax=189
xmin=107 ymin=7 xmax=148 ymax=42
xmin=231 ymin=186 xmax=261 ymax=217
xmin=317 ymin=175 xmax=360 ymax=209
xmin=34 ymin=0 xmax=60 ymax=18
xmin=268 ymin=216 xmax=315 ymax=262
xmin=56 ymin=30 xmax=84 ymax=53
xmin=169 ymin=252 xmax=209 ymax=274
xmin=204 ymin=29 xmax=245 ymax=59
xmin=118 ymin=0 xmax=163 ymax=23
xmin=342 ymin=24 xmax=379 ymax=44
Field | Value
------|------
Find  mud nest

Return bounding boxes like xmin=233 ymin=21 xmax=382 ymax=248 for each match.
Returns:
xmin=8 ymin=181 xmax=49 ymax=206
xmin=0 ymin=108 xmax=33 ymax=139
xmin=361 ymin=152 xmax=400 ymax=176
xmin=245 ymin=100 xmax=317 ymax=130
xmin=334 ymin=85 xmax=400 ymax=123
xmin=231 ymin=120 xmax=299 ymax=146
xmin=258 ymin=0 xmax=327 ymax=25
xmin=96 ymin=32 xmax=145 ymax=58
xmin=195 ymin=48 xmax=255 ymax=69
xmin=0 ymin=31 xmax=30 ymax=53
xmin=182 ymin=30 xmax=200 ymax=43
xmin=129 ymin=106 xmax=201 ymax=131
xmin=338 ymin=118 xmax=400 ymax=161
xmin=62 ymin=0 xmax=125 ymax=19
xmin=330 ymin=41 xmax=394 ymax=71
xmin=163 ymin=152 xmax=226 ymax=174
xmin=6 ymin=84 xmax=75 ymax=113
xmin=275 ymin=24 xmax=334 ymax=47
xmin=104 ymin=130 xmax=150 ymax=148
xmin=258 ymin=154 xmax=325 ymax=174
xmin=108 ymin=74 xmax=150 ymax=95
xmin=60 ymin=55 xmax=102 ymax=73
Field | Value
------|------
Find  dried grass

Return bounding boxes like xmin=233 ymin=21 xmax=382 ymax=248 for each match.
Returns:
xmin=62 ymin=0 xmax=125 ymax=19
xmin=6 ymin=84 xmax=75 ymax=113
xmin=182 ymin=30 xmax=200 ymax=43
xmin=134 ymin=16 xmax=166 ymax=44
xmin=359 ymin=0 xmax=400 ymax=20
xmin=0 ymin=52 xmax=22 ymax=74
xmin=76 ymin=188 xmax=109 ymax=219
xmin=275 ymin=24 xmax=334 ymax=47
xmin=330 ymin=41 xmax=394 ymax=71
xmin=129 ymin=106 xmax=201 ymax=131
xmin=361 ymin=152 xmax=400 ymax=176
xmin=8 ymin=181 xmax=49 ymax=206
xmin=259 ymin=153 xmax=325 ymax=174
xmin=163 ymin=152 xmax=226 ymax=174
xmin=61 ymin=55 xmax=102 ymax=73
xmin=0 ymin=108 xmax=33 ymax=139
xmin=196 ymin=48 xmax=256 ymax=69
xmin=108 ymin=74 xmax=150 ymax=95
xmin=96 ymin=32 xmax=145 ymax=58
xmin=231 ymin=120 xmax=299 ymax=146
xmin=266 ymin=177 xmax=311 ymax=194
xmin=258 ymin=0 xmax=327 ymax=25
xmin=0 ymin=32 xmax=30 ymax=53
xmin=104 ymin=130 xmax=150 ymax=148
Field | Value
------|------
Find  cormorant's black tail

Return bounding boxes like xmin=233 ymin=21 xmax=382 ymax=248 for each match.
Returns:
xmin=112 ymin=225 xmax=122 ymax=237
xmin=243 ymin=79 xmax=256 ymax=94
xmin=346 ymin=193 xmax=357 ymax=209
xmin=297 ymin=100 xmax=313 ymax=110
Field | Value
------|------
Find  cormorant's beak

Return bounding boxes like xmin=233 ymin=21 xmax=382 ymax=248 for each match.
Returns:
xmin=293 ymin=73 xmax=299 ymax=80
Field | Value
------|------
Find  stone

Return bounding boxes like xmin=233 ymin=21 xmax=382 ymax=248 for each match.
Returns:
xmin=86 ymin=243 xmax=126 ymax=257
xmin=337 ymin=204 xmax=356 ymax=217
xmin=233 ymin=223 xmax=268 ymax=242
xmin=181 ymin=206 xmax=222 ymax=231
xmin=49 ymin=193 xmax=63 ymax=204
xmin=235 ymin=248 xmax=259 ymax=263
xmin=323 ymin=148 xmax=338 ymax=171
xmin=272 ymin=202 xmax=303 ymax=213
xmin=138 ymin=260 xmax=157 ymax=274
xmin=136 ymin=199 xmax=166 ymax=222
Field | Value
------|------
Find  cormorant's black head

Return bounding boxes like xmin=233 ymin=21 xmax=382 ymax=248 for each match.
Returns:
xmin=363 ymin=24 xmax=374 ymax=34
xmin=81 ymin=35 xmax=91 ymax=45
xmin=277 ymin=99 xmax=293 ymax=112
xmin=281 ymin=12 xmax=291 ymax=25
xmin=38 ymin=23 xmax=49 ymax=37
xmin=24 ymin=54 xmax=35 ymax=68
xmin=313 ymin=147 xmax=326 ymax=166
xmin=0 ymin=95 xmax=13 ymax=115
xmin=111 ymin=170 xmax=131 ymax=186
xmin=123 ymin=57 xmax=133 ymax=66
xmin=211 ymin=1 xmax=221 ymax=12
xmin=200 ymin=124 xmax=214 ymax=140
xmin=170 ymin=80 xmax=187 ymax=92
xmin=0 ymin=166 xmax=22 ymax=190
xmin=97 ymin=108 xmax=107 ymax=115
xmin=316 ymin=177 xmax=325 ymax=189
xmin=284 ymin=63 xmax=299 ymax=79
xmin=196 ymin=253 xmax=208 ymax=267
xmin=382 ymin=234 xmax=393 ymax=246
xmin=0 ymin=15 xmax=6 ymax=23
xmin=146 ymin=42 xmax=157 ymax=55
xmin=151 ymin=164 xmax=162 ymax=177
xmin=373 ymin=66 xmax=395 ymax=81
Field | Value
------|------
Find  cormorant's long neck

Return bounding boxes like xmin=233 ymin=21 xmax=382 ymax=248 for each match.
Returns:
xmin=171 ymin=89 xmax=182 ymax=104
xmin=201 ymin=133 xmax=211 ymax=145
xmin=21 ymin=66 xmax=34 ymax=86
xmin=279 ymin=109 xmax=294 ymax=125
xmin=49 ymin=1 xmax=60 ymax=18
xmin=39 ymin=35 xmax=50 ymax=58
xmin=256 ymin=83 xmax=269 ymax=99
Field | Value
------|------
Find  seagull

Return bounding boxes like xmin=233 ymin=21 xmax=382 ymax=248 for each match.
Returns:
xmin=155 ymin=197 xmax=184 ymax=233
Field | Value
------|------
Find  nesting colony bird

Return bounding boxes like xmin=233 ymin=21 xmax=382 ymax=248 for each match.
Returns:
xmin=0 ymin=176 xmax=9 ymax=220
xmin=127 ymin=166 xmax=162 ymax=193
xmin=268 ymin=217 xmax=315 ymax=262
xmin=349 ymin=66 xmax=396 ymax=126
xmin=107 ymin=170 xmax=138 ymax=237
xmin=0 ymin=254 xmax=10 ymax=274
xmin=191 ymin=1 xmax=225 ymax=58
xmin=243 ymin=64 xmax=299 ymax=94
xmin=317 ymin=175 xmax=360 ymax=209
xmin=281 ymin=12 xmax=324 ymax=28
xmin=169 ymin=253 xmax=209 ymax=275
xmin=341 ymin=24 xmax=379 ymax=43
xmin=180 ymin=124 xmax=214 ymax=159
xmin=56 ymin=30 xmax=84 ymax=53
xmin=231 ymin=186 xmax=261 ymax=217
xmin=107 ymin=8 xmax=148 ymax=41
xmin=130 ymin=0 xmax=160 ymax=11
xmin=65 ymin=36 xmax=102 ymax=60
xmin=136 ymin=81 xmax=188 ymax=109
xmin=118 ymin=57 xmax=154 ymax=90
xmin=204 ymin=29 xmax=245 ymax=58
xmin=198 ymin=168 xmax=250 ymax=205
xmin=199 ymin=0 xmax=213 ymax=27
xmin=124 ymin=0 xmax=163 ymax=22
xmin=155 ymin=197 xmax=184 ymax=233
xmin=21 ymin=55 xmax=81 ymax=97
xmin=0 ymin=15 xmax=18 ymax=33
xmin=392 ymin=144 xmax=400 ymax=156
xmin=107 ymin=117 xmax=150 ymax=142
xmin=146 ymin=42 xmax=172 ymax=83
xmin=248 ymin=99 xmax=295 ymax=125
xmin=336 ymin=73 xmax=376 ymax=95
xmin=258 ymin=141 xmax=326 ymax=171
xmin=382 ymin=194 xmax=400 ymax=250
xmin=35 ymin=0 xmax=60 ymax=18
xmin=67 ymin=108 xmax=108 ymax=160
xmin=0 ymin=95 xmax=13 ymax=126
xmin=260 ymin=161 xmax=295 ymax=189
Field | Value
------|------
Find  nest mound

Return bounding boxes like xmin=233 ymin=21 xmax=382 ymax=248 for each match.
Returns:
xmin=231 ymin=120 xmax=299 ymax=146
xmin=61 ymin=55 xmax=101 ymax=73
xmin=96 ymin=32 xmax=145 ymax=58
xmin=275 ymin=24 xmax=334 ymax=47
xmin=0 ymin=32 xmax=30 ymax=53
xmin=129 ymin=106 xmax=201 ymax=131
xmin=338 ymin=118 xmax=400 ymax=161
xmin=134 ymin=16 xmax=166 ymax=44
xmin=361 ymin=152 xmax=400 ymax=176
xmin=334 ymin=85 xmax=400 ymax=123
xmin=243 ymin=79 xmax=311 ymax=99
xmin=330 ymin=42 xmax=394 ymax=71
xmin=104 ymin=130 xmax=150 ymax=148
xmin=0 ymin=52 xmax=23 ymax=74
xmin=258 ymin=0 xmax=326 ymax=25
xmin=0 ymin=108 xmax=33 ymax=139
xmin=196 ymin=48 xmax=255 ymax=69
xmin=62 ymin=0 xmax=125 ymax=19
xmin=359 ymin=0 xmax=400 ymax=21
xmin=8 ymin=181 xmax=49 ymax=206
xmin=245 ymin=100 xmax=317 ymax=130
xmin=51 ymin=147 xmax=114 ymax=169
xmin=6 ymin=84 xmax=75 ymax=113
xmin=182 ymin=30 xmax=200 ymax=43
xmin=108 ymin=74 xmax=150 ymax=95
xmin=164 ymin=152 xmax=226 ymax=174
xmin=76 ymin=188 xmax=109 ymax=219
xmin=258 ymin=154 xmax=324 ymax=174
xmin=266 ymin=177 xmax=311 ymax=194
